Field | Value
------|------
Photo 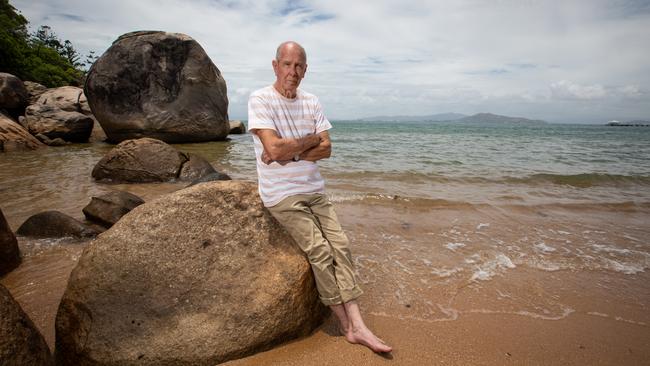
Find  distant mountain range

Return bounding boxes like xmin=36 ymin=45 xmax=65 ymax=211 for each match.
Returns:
xmin=358 ymin=113 xmax=467 ymax=122
xmin=358 ymin=112 xmax=548 ymax=125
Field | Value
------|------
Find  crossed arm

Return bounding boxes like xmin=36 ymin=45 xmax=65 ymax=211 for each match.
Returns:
xmin=254 ymin=129 xmax=332 ymax=164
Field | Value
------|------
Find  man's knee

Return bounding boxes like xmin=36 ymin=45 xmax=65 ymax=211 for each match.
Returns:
xmin=304 ymin=239 xmax=333 ymax=266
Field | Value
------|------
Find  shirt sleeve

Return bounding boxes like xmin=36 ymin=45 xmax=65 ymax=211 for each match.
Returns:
xmin=313 ymin=97 xmax=332 ymax=134
xmin=247 ymin=92 xmax=276 ymax=133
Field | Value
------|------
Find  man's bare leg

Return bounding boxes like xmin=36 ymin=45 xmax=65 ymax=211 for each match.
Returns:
xmin=343 ymin=300 xmax=392 ymax=353
xmin=330 ymin=304 xmax=350 ymax=335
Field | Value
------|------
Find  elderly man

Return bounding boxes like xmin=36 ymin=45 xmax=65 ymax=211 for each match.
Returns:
xmin=247 ymin=41 xmax=391 ymax=354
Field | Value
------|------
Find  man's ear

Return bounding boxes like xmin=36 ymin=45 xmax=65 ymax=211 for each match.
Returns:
xmin=272 ymin=59 xmax=278 ymax=74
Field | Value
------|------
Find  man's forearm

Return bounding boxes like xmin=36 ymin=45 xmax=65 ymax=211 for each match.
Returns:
xmin=265 ymin=134 xmax=321 ymax=161
xmin=299 ymin=143 xmax=331 ymax=162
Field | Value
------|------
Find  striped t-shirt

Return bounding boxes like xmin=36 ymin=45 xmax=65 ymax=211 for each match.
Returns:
xmin=248 ymin=85 xmax=332 ymax=207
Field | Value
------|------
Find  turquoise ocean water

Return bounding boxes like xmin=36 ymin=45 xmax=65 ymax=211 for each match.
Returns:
xmin=218 ymin=121 xmax=650 ymax=206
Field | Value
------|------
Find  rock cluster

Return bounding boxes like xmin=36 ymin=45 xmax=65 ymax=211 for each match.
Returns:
xmin=2 ymin=31 xmax=236 ymax=151
xmin=25 ymin=86 xmax=97 ymax=143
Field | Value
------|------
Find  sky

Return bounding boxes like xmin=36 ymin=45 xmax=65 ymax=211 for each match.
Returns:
xmin=11 ymin=0 xmax=650 ymax=123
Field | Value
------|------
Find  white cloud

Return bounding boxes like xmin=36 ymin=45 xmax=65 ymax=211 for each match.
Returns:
xmin=550 ymin=80 xmax=608 ymax=100
xmin=11 ymin=0 xmax=650 ymax=123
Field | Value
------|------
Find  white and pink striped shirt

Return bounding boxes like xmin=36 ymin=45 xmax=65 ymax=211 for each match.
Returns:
xmin=248 ymin=86 xmax=332 ymax=207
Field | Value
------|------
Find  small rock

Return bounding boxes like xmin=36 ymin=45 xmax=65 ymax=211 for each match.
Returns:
xmin=187 ymin=171 xmax=232 ymax=187
xmin=229 ymin=120 xmax=246 ymax=134
xmin=17 ymin=211 xmax=99 ymax=238
xmin=82 ymin=191 xmax=145 ymax=228
xmin=178 ymin=153 xmax=217 ymax=181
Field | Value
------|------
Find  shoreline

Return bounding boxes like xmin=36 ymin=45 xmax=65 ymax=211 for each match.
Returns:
xmin=2 ymin=196 xmax=649 ymax=365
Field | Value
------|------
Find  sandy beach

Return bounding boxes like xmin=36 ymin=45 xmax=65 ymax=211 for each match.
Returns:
xmin=3 ymin=196 xmax=648 ymax=365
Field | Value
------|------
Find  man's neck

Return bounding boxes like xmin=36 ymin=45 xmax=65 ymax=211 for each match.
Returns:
xmin=273 ymin=83 xmax=297 ymax=99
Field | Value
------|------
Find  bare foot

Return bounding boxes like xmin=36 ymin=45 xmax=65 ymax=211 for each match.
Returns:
xmin=346 ymin=326 xmax=392 ymax=353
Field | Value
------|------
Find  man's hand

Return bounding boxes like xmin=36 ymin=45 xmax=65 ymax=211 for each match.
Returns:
xmin=261 ymin=150 xmax=289 ymax=165
xmin=261 ymin=150 xmax=273 ymax=164
xmin=299 ymin=131 xmax=331 ymax=162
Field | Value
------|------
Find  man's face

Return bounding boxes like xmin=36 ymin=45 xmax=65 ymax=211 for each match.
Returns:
xmin=272 ymin=45 xmax=307 ymax=95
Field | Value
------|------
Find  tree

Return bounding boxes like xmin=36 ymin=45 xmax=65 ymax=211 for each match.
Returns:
xmin=0 ymin=0 xmax=30 ymax=77
xmin=0 ymin=0 xmax=89 ymax=87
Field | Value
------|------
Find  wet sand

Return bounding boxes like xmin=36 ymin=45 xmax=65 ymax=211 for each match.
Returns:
xmin=2 ymin=197 xmax=649 ymax=365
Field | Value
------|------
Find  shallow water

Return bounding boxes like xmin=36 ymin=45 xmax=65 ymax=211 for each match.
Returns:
xmin=336 ymin=199 xmax=650 ymax=328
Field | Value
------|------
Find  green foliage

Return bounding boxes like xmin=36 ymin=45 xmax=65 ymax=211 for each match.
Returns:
xmin=0 ymin=0 xmax=90 ymax=87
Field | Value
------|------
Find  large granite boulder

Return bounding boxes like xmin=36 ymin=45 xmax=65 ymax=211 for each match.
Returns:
xmin=55 ymin=180 xmax=327 ymax=365
xmin=16 ymin=211 xmax=99 ymax=238
xmin=0 ymin=208 xmax=21 ymax=276
xmin=82 ymin=191 xmax=145 ymax=228
xmin=92 ymin=137 xmax=220 ymax=183
xmin=0 ymin=284 xmax=54 ymax=365
xmin=84 ymin=31 xmax=230 ymax=143
xmin=25 ymin=86 xmax=96 ymax=143
xmin=0 ymin=73 xmax=29 ymax=118
xmin=0 ymin=112 xmax=44 ymax=152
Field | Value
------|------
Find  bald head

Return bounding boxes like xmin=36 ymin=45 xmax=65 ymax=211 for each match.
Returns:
xmin=276 ymin=41 xmax=307 ymax=63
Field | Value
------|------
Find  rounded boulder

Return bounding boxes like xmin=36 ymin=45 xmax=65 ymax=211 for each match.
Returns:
xmin=91 ymin=138 xmax=187 ymax=182
xmin=0 ymin=208 xmax=21 ymax=276
xmin=0 ymin=284 xmax=54 ymax=365
xmin=0 ymin=112 xmax=44 ymax=152
xmin=84 ymin=31 xmax=229 ymax=143
xmin=0 ymin=73 xmax=29 ymax=111
xmin=55 ymin=180 xmax=327 ymax=365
